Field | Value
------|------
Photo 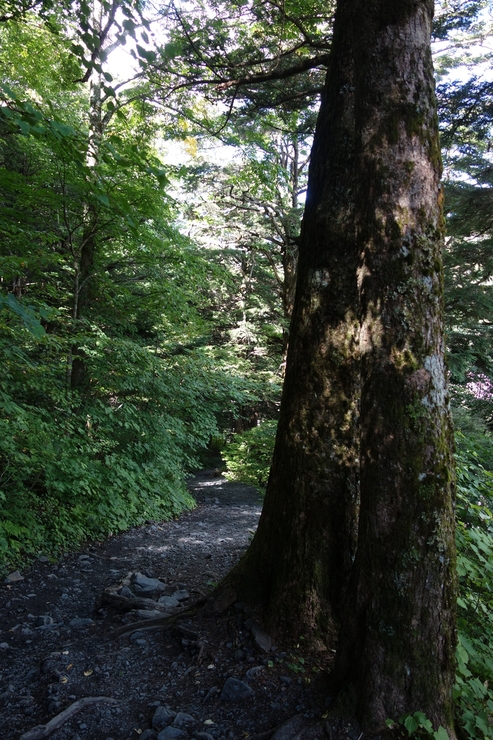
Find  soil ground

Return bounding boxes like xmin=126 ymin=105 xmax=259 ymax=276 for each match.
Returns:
xmin=0 ymin=470 xmax=337 ymax=740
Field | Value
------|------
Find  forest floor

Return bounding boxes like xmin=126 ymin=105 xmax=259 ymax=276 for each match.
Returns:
xmin=0 ymin=469 xmax=345 ymax=740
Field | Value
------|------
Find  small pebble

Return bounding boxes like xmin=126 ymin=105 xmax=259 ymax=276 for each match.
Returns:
xmin=245 ymin=666 xmax=264 ymax=680
xmin=35 ymin=615 xmax=54 ymax=627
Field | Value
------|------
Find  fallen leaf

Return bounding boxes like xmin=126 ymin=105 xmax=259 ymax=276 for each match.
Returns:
xmin=83 ymin=669 xmax=93 ymax=676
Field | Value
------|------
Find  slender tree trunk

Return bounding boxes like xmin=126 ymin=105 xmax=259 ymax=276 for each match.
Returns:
xmin=281 ymin=136 xmax=300 ymax=331
xmin=226 ymin=0 xmax=360 ymax=639
xmin=70 ymin=0 xmax=103 ymax=390
xmin=279 ymin=235 xmax=298 ymax=365
xmin=330 ymin=0 xmax=457 ymax=733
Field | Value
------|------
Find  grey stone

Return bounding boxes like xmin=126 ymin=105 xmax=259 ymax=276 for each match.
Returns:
xmin=172 ymin=590 xmax=190 ymax=601
xmin=4 ymin=570 xmax=23 ymax=583
xmin=157 ymin=595 xmax=180 ymax=608
xmin=280 ymin=676 xmax=292 ymax=685
xmin=130 ymin=631 xmax=144 ymax=641
xmin=69 ymin=618 xmax=94 ymax=628
xmin=140 ymin=731 xmax=154 ymax=740
xmin=35 ymin=615 xmax=54 ymax=627
xmin=0 ymin=642 xmax=9 ymax=649
xmin=173 ymin=712 xmax=195 ymax=728
xmin=196 ymin=734 xmax=214 ymax=740
xmin=152 ymin=706 xmax=176 ymax=730
xmin=131 ymin=572 xmax=167 ymax=597
xmin=157 ymin=728 xmax=186 ymax=740
xmin=38 ymin=555 xmax=50 ymax=562
xmin=220 ymin=677 xmax=254 ymax=702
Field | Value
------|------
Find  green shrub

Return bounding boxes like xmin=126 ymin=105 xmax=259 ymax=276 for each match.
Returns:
xmin=455 ymin=438 xmax=493 ymax=739
xmin=0 ymin=324 xmax=254 ymax=571
xmin=223 ymin=420 xmax=277 ymax=492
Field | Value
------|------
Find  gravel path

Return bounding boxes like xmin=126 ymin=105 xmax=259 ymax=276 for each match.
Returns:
xmin=0 ymin=471 xmax=329 ymax=740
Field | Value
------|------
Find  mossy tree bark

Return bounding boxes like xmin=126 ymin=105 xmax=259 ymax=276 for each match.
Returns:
xmin=227 ymin=0 xmax=457 ymax=732
xmin=330 ymin=0 xmax=457 ymax=732
xmin=227 ymin=0 xmax=360 ymax=640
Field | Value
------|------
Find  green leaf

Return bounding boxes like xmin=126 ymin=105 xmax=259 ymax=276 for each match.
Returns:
xmin=50 ymin=120 xmax=76 ymax=138
xmin=404 ymin=716 xmax=420 ymax=735
xmin=0 ymin=83 xmax=19 ymax=100
xmin=93 ymin=191 xmax=110 ymax=207
xmin=136 ymin=45 xmax=157 ymax=63
xmin=433 ymin=727 xmax=449 ymax=740
xmin=122 ymin=18 xmax=137 ymax=36
xmin=162 ymin=42 xmax=181 ymax=59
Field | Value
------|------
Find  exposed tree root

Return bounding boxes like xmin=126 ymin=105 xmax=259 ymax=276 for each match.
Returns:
xmin=102 ymin=597 xmax=207 ymax=641
xmin=19 ymin=696 xmax=117 ymax=740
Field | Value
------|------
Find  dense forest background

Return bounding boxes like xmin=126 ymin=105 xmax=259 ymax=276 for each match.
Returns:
xmin=1 ymin=0 xmax=493 ymax=736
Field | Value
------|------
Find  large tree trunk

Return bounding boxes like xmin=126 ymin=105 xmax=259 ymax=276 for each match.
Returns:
xmin=225 ymin=0 xmax=457 ymax=731
xmin=329 ymin=0 xmax=457 ymax=733
xmin=226 ymin=0 xmax=360 ymax=640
